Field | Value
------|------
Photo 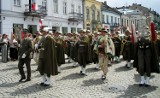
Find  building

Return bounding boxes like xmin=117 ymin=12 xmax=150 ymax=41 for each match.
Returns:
xmin=0 ymin=0 xmax=83 ymax=38
xmin=101 ymin=1 xmax=121 ymax=33
xmin=84 ymin=0 xmax=102 ymax=32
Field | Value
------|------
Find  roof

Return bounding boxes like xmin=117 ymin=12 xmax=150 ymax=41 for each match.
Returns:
xmin=101 ymin=3 xmax=122 ymax=15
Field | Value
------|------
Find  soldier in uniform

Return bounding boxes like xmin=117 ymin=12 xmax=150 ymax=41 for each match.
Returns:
xmin=18 ymin=29 xmax=33 ymax=82
xmin=38 ymin=27 xmax=58 ymax=86
xmin=122 ymin=30 xmax=133 ymax=68
xmin=77 ymin=30 xmax=88 ymax=75
xmin=156 ymin=32 xmax=160 ymax=63
xmin=134 ymin=26 xmax=159 ymax=87
xmin=112 ymin=32 xmax=121 ymax=62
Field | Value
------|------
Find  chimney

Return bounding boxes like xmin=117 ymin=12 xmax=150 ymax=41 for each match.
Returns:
xmin=104 ymin=1 xmax=107 ymax=5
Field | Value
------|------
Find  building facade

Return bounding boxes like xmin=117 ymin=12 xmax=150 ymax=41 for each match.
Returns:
xmin=0 ymin=0 xmax=83 ymax=38
xmin=84 ymin=0 xmax=102 ymax=32
xmin=101 ymin=1 xmax=121 ymax=33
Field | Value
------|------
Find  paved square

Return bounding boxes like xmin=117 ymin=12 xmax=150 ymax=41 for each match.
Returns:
xmin=0 ymin=58 xmax=160 ymax=98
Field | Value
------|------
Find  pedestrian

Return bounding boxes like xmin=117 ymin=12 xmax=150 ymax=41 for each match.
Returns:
xmin=38 ymin=27 xmax=58 ymax=86
xmin=18 ymin=29 xmax=33 ymax=82
xmin=1 ymin=34 xmax=9 ymax=63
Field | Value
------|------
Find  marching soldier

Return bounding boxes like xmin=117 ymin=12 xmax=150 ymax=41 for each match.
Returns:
xmin=77 ymin=30 xmax=88 ymax=75
xmin=134 ymin=25 xmax=159 ymax=87
xmin=112 ymin=32 xmax=121 ymax=62
xmin=122 ymin=30 xmax=134 ymax=68
xmin=156 ymin=32 xmax=160 ymax=63
xmin=38 ymin=27 xmax=58 ymax=86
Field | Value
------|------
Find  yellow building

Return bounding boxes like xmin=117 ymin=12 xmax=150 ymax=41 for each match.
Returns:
xmin=84 ymin=0 xmax=102 ymax=32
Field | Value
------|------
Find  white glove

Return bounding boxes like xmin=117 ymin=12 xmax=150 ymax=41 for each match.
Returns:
xmin=22 ymin=54 xmax=26 ymax=58
xmin=35 ymin=44 xmax=38 ymax=49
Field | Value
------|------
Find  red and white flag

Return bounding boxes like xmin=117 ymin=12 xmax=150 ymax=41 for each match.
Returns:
xmin=131 ymin=23 xmax=137 ymax=43
xmin=32 ymin=2 xmax=38 ymax=11
xmin=39 ymin=19 xmax=43 ymax=29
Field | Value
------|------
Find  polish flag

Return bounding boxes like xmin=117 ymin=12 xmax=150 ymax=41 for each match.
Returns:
xmin=39 ymin=19 xmax=43 ymax=29
xmin=32 ymin=2 xmax=38 ymax=11
xmin=131 ymin=23 xmax=137 ymax=44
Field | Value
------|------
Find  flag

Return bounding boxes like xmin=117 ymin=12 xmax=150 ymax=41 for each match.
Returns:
xmin=150 ymin=22 xmax=156 ymax=42
xmin=32 ymin=2 xmax=37 ymax=11
xmin=39 ymin=19 xmax=43 ymax=29
xmin=131 ymin=23 xmax=137 ymax=43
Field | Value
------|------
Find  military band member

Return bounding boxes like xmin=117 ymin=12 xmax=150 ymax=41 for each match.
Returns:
xmin=77 ymin=30 xmax=88 ymax=75
xmin=134 ymin=26 xmax=159 ymax=87
xmin=112 ymin=32 xmax=121 ymax=62
xmin=18 ymin=29 xmax=33 ymax=82
xmin=122 ymin=30 xmax=133 ymax=68
xmin=38 ymin=27 xmax=58 ymax=86
xmin=156 ymin=32 xmax=160 ymax=63
xmin=97 ymin=29 xmax=109 ymax=80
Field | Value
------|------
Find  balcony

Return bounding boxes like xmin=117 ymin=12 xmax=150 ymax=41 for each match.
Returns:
xmin=24 ymin=4 xmax=47 ymax=17
xmin=68 ymin=12 xmax=83 ymax=22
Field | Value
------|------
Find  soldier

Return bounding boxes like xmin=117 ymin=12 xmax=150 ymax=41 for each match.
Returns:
xmin=77 ymin=30 xmax=88 ymax=75
xmin=38 ymin=27 xmax=58 ymax=86
xmin=122 ymin=30 xmax=133 ymax=68
xmin=156 ymin=32 xmax=160 ymax=63
xmin=18 ymin=29 xmax=33 ymax=82
xmin=134 ymin=26 xmax=159 ymax=87
xmin=112 ymin=32 xmax=121 ymax=62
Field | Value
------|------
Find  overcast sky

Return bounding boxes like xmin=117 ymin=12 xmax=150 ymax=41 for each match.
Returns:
xmin=97 ymin=0 xmax=160 ymax=14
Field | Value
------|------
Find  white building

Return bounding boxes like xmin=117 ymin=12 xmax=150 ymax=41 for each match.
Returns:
xmin=101 ymin=2 xmax=121 ymax=32
xmin=0 ymin=0 xmax=83 ymax=38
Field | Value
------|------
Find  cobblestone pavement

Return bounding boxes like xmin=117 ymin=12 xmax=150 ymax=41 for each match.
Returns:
xmin=0 ymin=57 xmax=160 ymax=98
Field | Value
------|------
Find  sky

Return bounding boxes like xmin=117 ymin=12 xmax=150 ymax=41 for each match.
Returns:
xmin=97 ymin=0 xmax=160 ymax=14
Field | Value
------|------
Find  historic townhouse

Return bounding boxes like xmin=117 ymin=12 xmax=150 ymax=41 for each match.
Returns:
xmin=101 ymin=1 xmax=121 ymax=33
xmin=84 ymin=0 xmax=102 ymax=32
xmin=0 ymin=0 xmax=83 ymax=38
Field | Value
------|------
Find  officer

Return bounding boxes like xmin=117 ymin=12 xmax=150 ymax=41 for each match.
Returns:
xmin=18 ymin=29 xmax=33 ymax=82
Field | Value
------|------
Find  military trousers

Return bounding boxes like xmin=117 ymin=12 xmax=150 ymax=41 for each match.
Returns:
xmin=138 ymin=48 xmax=151 ymax=77
xmin=18 ymin=58 xmax=31 ymax=79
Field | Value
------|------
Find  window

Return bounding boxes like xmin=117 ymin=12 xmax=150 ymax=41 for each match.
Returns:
xmin=62 ymin=27 xmax=68 ymax=34
xmin=86 ymin=9 xmax=90 ymax=20
xmin=97 ymin=11 xmax=100 ymax=21
xmin=102 ymin=14 xmax=105 ymax=23
xmin=53 ymin=0 xmax=58 ymax=13
xmin=106 ymin=15 xmax=109 ymax=23
xmin=92 ymin=10 xmax=95 ymax=20
xmin=111 ymin=16 xmax=113 ymax=24
xmin=78 ymin=6 xmax=81 ymax=13
xmin=63 ymin=2 xmax=67 ymax=14
xmin=118 ymin=18 xmax=120 ymax=24
xmin=115 ymin=17 xmax=117 ymax=23
xmin=14 ymin=0 xmax=21 ymax=6
xmin=71 ymin=4 xmax=74 ymax=13
xmin=71 ymin=27 xmax=76 ymax=33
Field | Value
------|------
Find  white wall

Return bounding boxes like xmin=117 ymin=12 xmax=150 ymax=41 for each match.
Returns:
xmin=102 ymin=11 xmax=121 ymax=24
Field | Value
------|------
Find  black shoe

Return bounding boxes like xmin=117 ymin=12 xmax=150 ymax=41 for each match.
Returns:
xmin=40 ymin=82 xmax=44 ymax=86
xmin=101 ymin=75 xmax=106 ymax=80
xmin=139 ymin=83 xmax=145 ymax=87
xmin=19 ymin=77 xmax=26 ymax=82
xmin=43 ymin=83 xmax=50 ymax=86
xmin=24 ymin=78 xmax=31 ymax=82
xmin=145 ymin=84 xmax=150 ymax=87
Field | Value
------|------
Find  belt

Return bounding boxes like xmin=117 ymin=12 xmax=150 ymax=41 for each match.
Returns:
xmin=138 ymin=45 xmax=150 ymax=49
xmin=79 ymin=45 xmax=85 ymax=46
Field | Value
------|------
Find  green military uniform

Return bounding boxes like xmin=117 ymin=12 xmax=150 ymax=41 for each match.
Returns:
xmin=18 ymin=37 xmax=33 ymax=81
xmin=38 ymin=35 xmax=58 ymax=77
